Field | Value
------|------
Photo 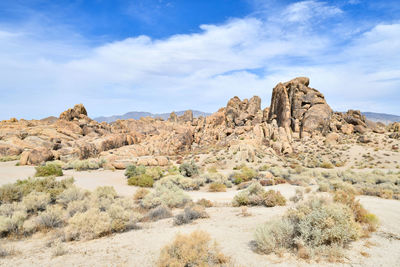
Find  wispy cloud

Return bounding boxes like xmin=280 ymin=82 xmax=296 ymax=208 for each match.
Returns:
xmin=0 ymin=0 xmax=399 ymax=119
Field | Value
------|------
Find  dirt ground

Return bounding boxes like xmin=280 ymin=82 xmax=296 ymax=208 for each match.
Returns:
xmin=0 ymin=161 xmax=399 ymax=267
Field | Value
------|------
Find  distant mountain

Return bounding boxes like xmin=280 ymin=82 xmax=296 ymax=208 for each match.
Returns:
xmin=363 ymin=112 xmax=400 ymax=124
xmin=94 ymin=110 xmax=211 ymax=123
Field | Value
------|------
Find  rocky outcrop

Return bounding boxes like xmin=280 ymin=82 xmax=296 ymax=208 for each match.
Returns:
xmin=59 ymin=104 xmax=88 ymax=121
xmin=225 ymin=96 xmax=262 ymax=127
xmin=268 ymin=77 xmax=332 ymax=137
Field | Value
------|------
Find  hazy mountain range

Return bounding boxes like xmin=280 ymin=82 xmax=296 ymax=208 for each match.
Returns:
xmin=94 ymin=110 xmax=400 ymax=124
xmin=94 ymin=110 xmax=211 ymax=123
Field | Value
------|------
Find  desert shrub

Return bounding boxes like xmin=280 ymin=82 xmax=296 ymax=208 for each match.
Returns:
xmin=196 ymin=198 xmax=213 ymax=207
xmin=66 ymin=199 xmax=90 ymax=218
xmin=158 ymin=175 xmax=202 ymax=190
xmin=0 ymin=177 xmax=74 ymax=204
xmin=146 ymin=167 xmax=164 ymax=180
xmin=263 ymin=190 xmax=286 ymax=207
xmin=319 ymin=162 xmax=335 ymax=169
xmin=36 ymin=205 xmax=64 ymax=229
xmin=133 ymin=188 xmax=150 ymax=200
xmin=179 ymin=161 xmax=199 ymax=177
xmin=22 ymin=192 xmax=51 ymax=213
xmin=65 ymin=208 xmax=112 ymax=241
xmin=233 ymin=183 xmax=286 ymax=207
xmin=254 ymin=197 xmax=361 ymax=260
xmin=157 ymin=230 xmax=229 ymax=267
xmin=64 ymin=159 xmax=105 ymax=171
xmin=201 ymin=173 xmax=232 ymax=188
xmin=167 ymin=165 xmax=179 ymax=175
xmin=127 ymin=174 xmax=154 ymax=187
xmin=145 ymin=205 xmax=173 ymax=222
xmin=254 ymin=218 xmax=294 ymax=254
xmin=124 ymin=165 xmax=146 ymax=178
xmin=231 ymin=166 xmax=258 ymax=184
xmin=0 ymin=244 xmax=17 ymax=258
xmin=290 ymin=188 xmax=304 ymax=203
xmin=0 ymin=155 xmax=20 ymax=162
xmin=35 ymin=162 xmax=63 ymax=177
xmin=57 ymin=186 xmax=88 ymax=207
xmin=92 ymin=186 xmax=117 ymax=211
xmin=333 ymin=190 xmax=378 ymax=234
xmin=52 ymin=241 xmax=68 ymax=257
xmin=0 ymin=209 xmax=27 ymax=236
xmin=173 ymin=205 xmax=209 ymax=225
xmin=141 ymin=182 xmax=191 ymax=209
xmin=107 ymin=201 xmax=138 ymax=232
xmin=208 ymin=183 xmax=227 ymax=192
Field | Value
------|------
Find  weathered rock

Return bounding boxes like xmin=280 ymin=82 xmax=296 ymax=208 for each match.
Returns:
xmin=59 ymin=104 xmax=88 ymax=121
xmin=268 ymin=77 xmax=332 ymax=137
xmin=357 ymin=135 xmax=371 ymax=144
xmin=325 ymin=132 xmax=340 ymax=145
xmin=20 ymin=147 xmax=54 ymax=165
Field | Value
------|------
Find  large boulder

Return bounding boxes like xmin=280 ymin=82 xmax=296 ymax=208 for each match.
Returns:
xmin=225 ymin=96 xmax=262 ymax=127
xmin=268 ymin=77 xmax=332 ymax=137
xmin=20 ymin=147 xmax=54 ymax=165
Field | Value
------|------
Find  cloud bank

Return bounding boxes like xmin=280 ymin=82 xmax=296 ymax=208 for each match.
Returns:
xmin=0 ymin=0 xmax=399 ymax=119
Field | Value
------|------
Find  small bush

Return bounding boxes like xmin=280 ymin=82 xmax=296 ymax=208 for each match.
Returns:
xmin=64 ymin=159 xmax=105 ymax=171
xmin=127 ymin=174 xmax=154 ymax=187
xmin=57 ymin=186 xmax=87 ymax=207
xmin=173 ymin=205 xmax=209 ymax=225
xmin=263 ymin=190 xmax=286 ymax=207
xmin=37 ymin=205 xmax=64 ymax=229
xmin=179 ymin=161 xmax=199 ymax=177
xmin=141 ymin=182 xmax=191 ymax=209
xmin=133 ymin=188 xmax=150 ymax=200
xmin=158 ymin=175 xmax=202 ymax=190
xmin=196 ymin=198 xmax=213 ymax=207
xmin=254 ymin=197 xmax=362 ymax=260
xmin=22 ymin=192 xmax=51 ymax=213
xmin=208 ymin=183 xmax=227 ymax=192
xmin=145 ymin=205 xmax=173 ymax=221
xmin=157 ymin=230 xmax=229 ymax=267
xmin=231 ymin=166 xmax=258 ymax=184
xmin=125 ymin=165 xmax=146 ymax=178
xmin=65 ymin=208 xmax=112 ymax=241
xmin=0 ymin=155 xmax=20 ymax=162
xmin=35 ymin=163 xmax=63 ymax=177
xmin=233 ymin=183 xmax=286 ymax=207
xmin=320 ymin=162 xmax=334 ymax=169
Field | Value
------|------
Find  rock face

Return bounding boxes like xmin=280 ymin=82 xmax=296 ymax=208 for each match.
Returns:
xmin=59 ymin=104 xmax=88 ymax=121
xmin=0 ymin=77 xmax=388 ymax=166
xmin=268 ymin=77 xmax=332 ymax=137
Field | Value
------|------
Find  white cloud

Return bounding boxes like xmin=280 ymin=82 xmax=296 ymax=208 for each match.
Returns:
xmin=282 ymin=1 xmax=342 ymax=24
xmin=0 ymin=1 xmax=399 ymax=119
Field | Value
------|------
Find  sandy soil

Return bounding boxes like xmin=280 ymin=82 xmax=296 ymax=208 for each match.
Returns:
xmin=0 ymin=163 xmax=399 ymax=267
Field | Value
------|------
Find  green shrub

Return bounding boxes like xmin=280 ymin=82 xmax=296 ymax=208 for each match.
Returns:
xmin=179 ymin=161 xmax=199 ymax=177
xmin=233 ymin=183 xmax=286 ymax=207
xmin=0 ymin=155 xmax=20 ymax=162
xmin=35 ymin=162 xmax=63 ymax=177
xmin=254 ymin=197 xmax=362 ymax=260
xmin=0 ymin=177 xmax=74 ymax=204
xmin=231 ymin=166 xmax=258 ymax=184
xmin=124 ymin=165 xmax=146 ymax=178
xmin=64 ymin=159 xmax=105 ymax=171
xmin=158 ymin=175 xmax=202 ymax=190
xmin=141 ymin=182 xmax=191 ymax=209
xmin=127 ymin=174 xmax=154 ymax=187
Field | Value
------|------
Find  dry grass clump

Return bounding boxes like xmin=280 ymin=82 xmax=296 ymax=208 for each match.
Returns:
xmin=320 ymin=162 xmax=335 ymax=169
xmin=133 ymin=188 xmax=150 ymax=201
xmin=141 ymin=182 xmax=191 ymax=209
xmin=173 ymin=205 xmax=209 ymax=225
xmin=232 ymin=183 xmax=286 ymax=207
xmin=0 ymin=244 xmax=17 ymax=258
xmin=35 ymin=162 xmax=63 ymax=177
xmin=125 ymin=165 xmax=164 ymax=187
xmin=201 ymin=172 xmax=233 ymax=188
xmin=209 ymin=183 xmax=227 ymax=192
xmin=196 ymin=198 xmax=213 ymax=207
xmin=254 ymin=197 xmax=366 ymax=260
xmin=64 ymin=159 xmax=106 ymax=171
xmin=157 ymin=230 xmax=229 ymax=267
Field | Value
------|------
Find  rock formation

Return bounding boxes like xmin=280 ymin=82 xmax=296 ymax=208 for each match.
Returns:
xmin=0 ymin=77 xmax=390 ymax=166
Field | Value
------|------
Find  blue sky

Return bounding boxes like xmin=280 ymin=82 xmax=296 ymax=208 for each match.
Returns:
xmin=0 ymin=0 xmax=399 ymax=119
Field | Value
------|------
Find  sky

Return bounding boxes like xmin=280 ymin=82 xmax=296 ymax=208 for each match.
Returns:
xmin=0 ymin=0 xmax=399 ymax=119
